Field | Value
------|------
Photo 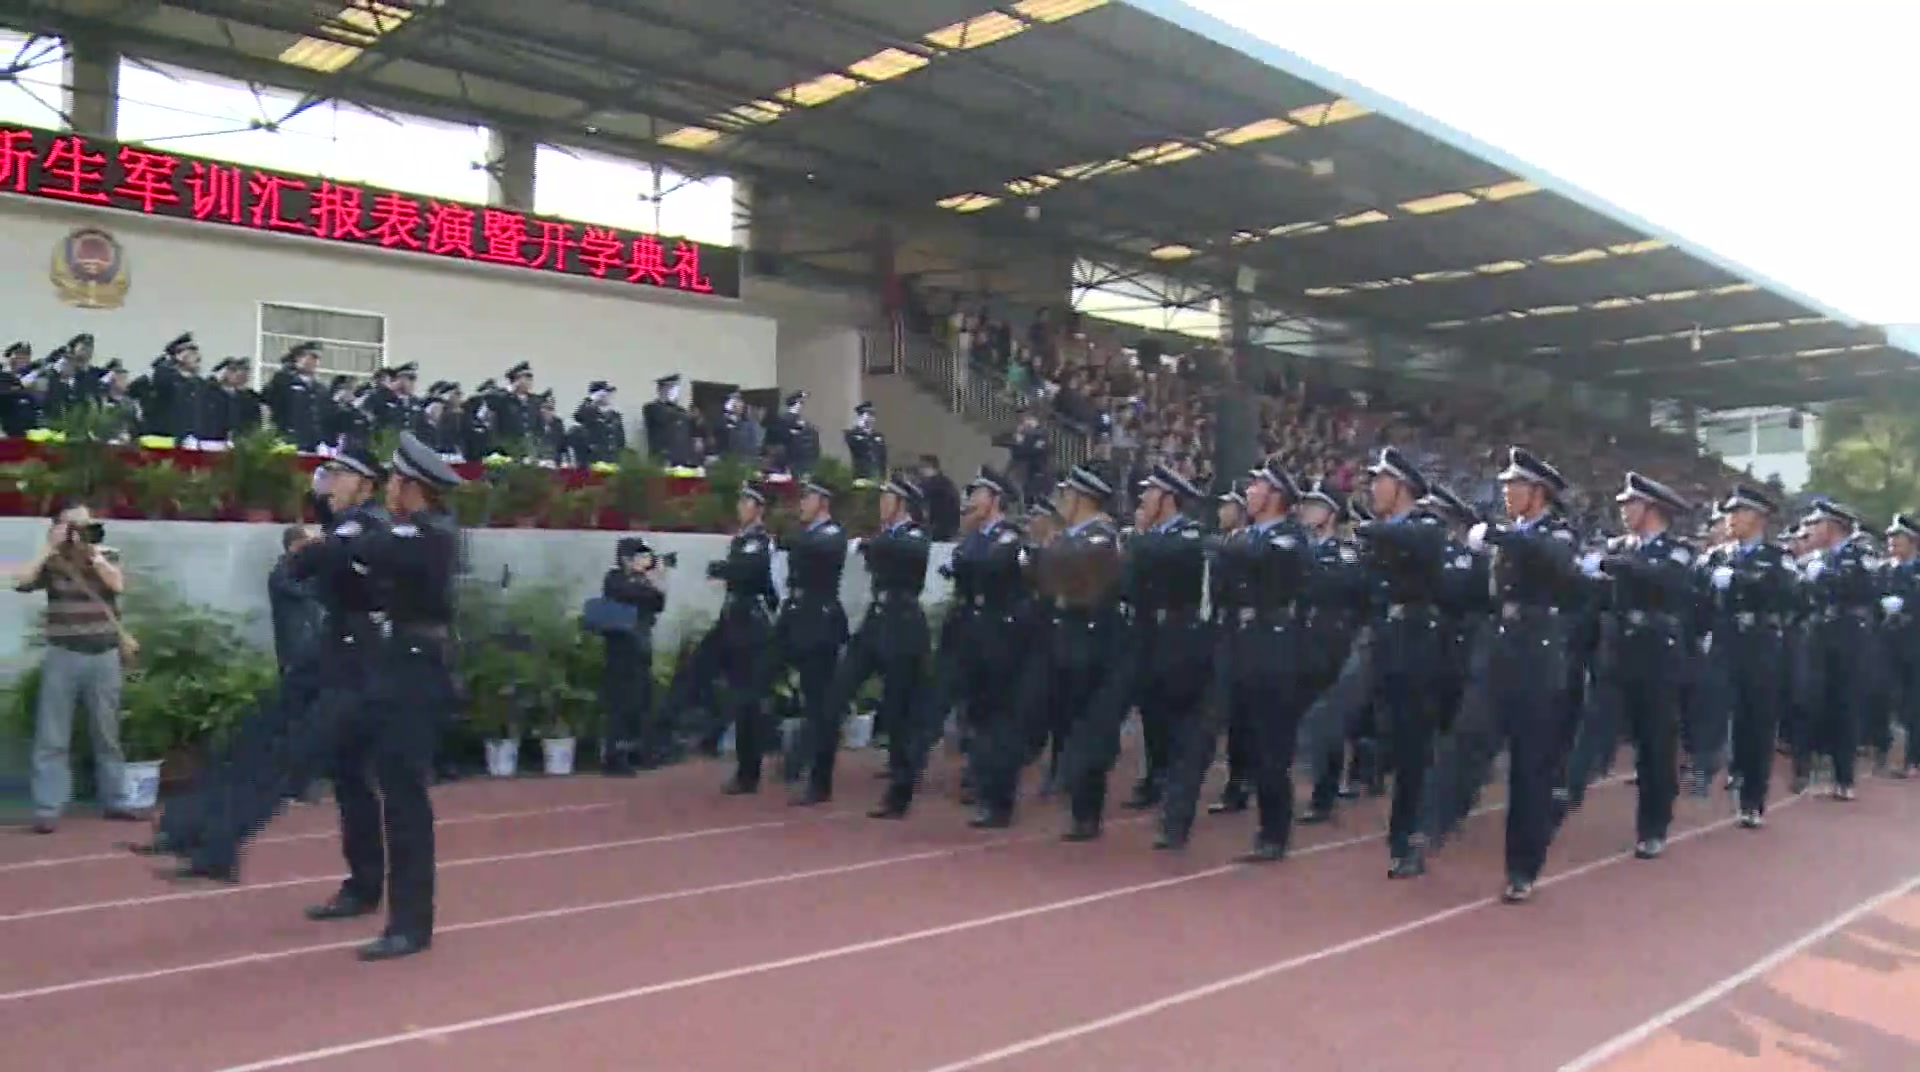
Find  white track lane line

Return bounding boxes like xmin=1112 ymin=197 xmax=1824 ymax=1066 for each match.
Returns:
xmin=0 ymin=816 xmax=829 ymax=924
xmin=1555 ymin=862 xmax=1920 ymax=1072
xmin=198 ymin=781 xmax=1639 ymax=1072
xmin=0 ymin=802 xmax=618 ymax=874
xmin=915 ymin=791 xmax=1809 ymax=1072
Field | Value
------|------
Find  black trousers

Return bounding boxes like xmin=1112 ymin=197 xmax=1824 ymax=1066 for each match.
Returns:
xmin=1131 ymin=616 xmax=1212 ymax=841
xmin=1373 ymin=614 xmax=1447 ymax=858
xmin=1724 ymin=629 xmax=1784 ymax=813
xmin=1213 ymin=619 xmax=1301 ymax=847
xmin=665 ymin=607 xmax=774 ymax=784
xmin=1030 ymin=611 xmax=1128 ymax=826
xmin=188 ymin=660 xmax=344 ymax=873
xmin=1805 ymin=618 xmax=1876 ymax=788
xmin=1897 ymin=638 xmax=1920 ymax=768
xmin=601 ymin=634 xmax=655 ymax=757
xmin=932 ymin=607 xmax=1031 ymax=816
xmin=1488 ymin=622 xmax=1568 ymax=883
xmin=826 ymin=603 xmax=930 ymax=802
xmin=332 ymin=640 xmax=455 ymax=941
xmin=1614 ymin=669 xmax=1680 ymax=841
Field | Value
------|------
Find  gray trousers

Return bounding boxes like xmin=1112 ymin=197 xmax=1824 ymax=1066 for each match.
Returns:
xmin=32 ymin=646 xmax=125 ymax=819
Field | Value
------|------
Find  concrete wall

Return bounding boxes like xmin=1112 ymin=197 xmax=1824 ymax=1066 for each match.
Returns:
xmin=861 ymin=371 xmax=1005 ymax=485
xmin=0 ymin=516 xmax=958 ymax=783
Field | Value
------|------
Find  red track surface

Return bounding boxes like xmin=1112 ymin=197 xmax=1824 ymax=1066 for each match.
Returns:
xmin=3 ymin=752 xmax=1917 ymax=1072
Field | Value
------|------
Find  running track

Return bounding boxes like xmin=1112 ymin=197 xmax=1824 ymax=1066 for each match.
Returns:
xmin=2 ymin=751 xmax=1916 ymax=1071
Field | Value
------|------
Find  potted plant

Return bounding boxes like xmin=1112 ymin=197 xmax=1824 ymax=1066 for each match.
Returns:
xmin=448 ymin=480 xmax=494 ymax=527
xmin=605 ymin=449 xmax=666 ymax=528
xmin=217 ymin=426 xmax=304 ymax=522
xmin=43 ymin=403 xmax=133 ymax=505
xmin=173 ymin=468 xmax=225 ymax=520
xmin=548 ymin=485 xmax=606 ymax=530
xmin=0 ymin=459 xmax=58 ymax=515
xmin=494 ymin=460 xmax=556 ymax=527
xmin=124 ymin=461 xmax=189 ymax=519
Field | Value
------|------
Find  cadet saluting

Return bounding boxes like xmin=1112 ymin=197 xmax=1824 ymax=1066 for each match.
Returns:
xmin=1798 ymin=500 xmax=1883 ymax=800
xmin=1883 ymin=514 xmax=1919 ymax=775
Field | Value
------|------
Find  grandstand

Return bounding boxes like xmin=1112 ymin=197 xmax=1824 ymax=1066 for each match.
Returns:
xmin=9 ymin=0 xmax=1912 ymax=421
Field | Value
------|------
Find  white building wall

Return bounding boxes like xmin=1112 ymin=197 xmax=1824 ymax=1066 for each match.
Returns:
xmin=0 ymin=199 xmax=779 ymax=429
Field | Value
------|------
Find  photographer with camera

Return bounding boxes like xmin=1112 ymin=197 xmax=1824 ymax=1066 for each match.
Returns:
xmin=12 ymin=505 xmax=136 ymax=834
xmin=589 ymin=538 xmax=672 ymax=775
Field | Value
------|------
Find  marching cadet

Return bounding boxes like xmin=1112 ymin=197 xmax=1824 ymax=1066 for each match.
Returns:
xmin=1703 ymin=484 xmax=1797 ymax=826
xmin=1591 ymin=472 xmax=1697 ymax=860
xmin=1297 ymin=477 xmax=1368 ymax=825
xmin=316 ymin=431 xmax=463 ymax=961
xmin=1782 ymin=522 xmax=1822 ymax=788
xmin=778 ymin=479 xmax=852 ymax=806
xmin=928 ymin=468 xmax=1032 ymax=828
xmin=1120 ymin=465 xmax=1208 ymax=813
xmin=1799 ymin=500 xmax=1883 ymax=799
xmin=831 ymin=474 xmax=934 ymax=819
xmin=1101 ymin=465 xmax=1208 ymax=843
xmin=263 ymin=342 xmax=324 ymax=450
xmin=1208 ymin=483 xmax=1254 ymax=815
xmin=845 ymin=402 xmax=887 ymax=481
xmin=1025 ymin=463 xmax=1128 ymax=841
xmin=1419 ymin=483 xmax=1490 ymax=735
xmin=1346 ymin=447 xmax=1450 ymax=879
xmin=1884 ymin=514 xmax=1919 ymax=774
xmin=659 ymin=484 xmax=779 ymax=792
xmin=1208 ymin=461 xmax=1315 ymax=859
xmin=1453 ymin=447 xmax=1582 ymax=902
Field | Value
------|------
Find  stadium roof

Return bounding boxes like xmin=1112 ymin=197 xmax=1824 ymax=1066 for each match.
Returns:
xmin=15 ymin=0 xmax=1914 ymax=408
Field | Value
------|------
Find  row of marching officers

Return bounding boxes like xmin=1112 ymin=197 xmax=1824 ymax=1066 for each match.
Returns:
xmin=651 ymin=445 xmax=1918 ymax=906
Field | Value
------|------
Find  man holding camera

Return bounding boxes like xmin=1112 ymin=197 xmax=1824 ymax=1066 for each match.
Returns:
xmin=598 ymin=538 xmax=670 ymax=775
xmin=13 ymin=506 xmax=136 ymax=834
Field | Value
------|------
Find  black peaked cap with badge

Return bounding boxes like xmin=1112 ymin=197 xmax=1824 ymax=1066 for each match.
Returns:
xmin=1615 ymin=471 xmax=1689 ymax=516
xmin=1248 ymin=459 xmax=1298 ymax=500
xmin=739 ymin=481 xmax=768 ymax=506
xmin=1061 ymin=462 xmax=1114 ymax=504
xmin=1721 ymin=484 xmax=1778 ymax=517
xmin=966 ymin=465 xmax=1010 ymax=498
xmin=800 ymin=478 xmax=834 ymax=500
xmin=1804 ymin=499 xmax=1862 ymax=529
xmin=1141 ymin=463 xmax=1202 ymax=502
xmin=1366 ymin=446 xmax=1428 ymax=499
xmin=1419 ymin=482 xmax=1476 ymax=524
xmin=390 ymin=431 xmax=463 ymax=489
xmin=1496 ymin=446 xmax=1567 ymax=497
xmin=327 ymin=443 xmax=385 ymax=481
xmin=882 ymin=472 xmax=924 ymax=507
xmin=1888 ymin=513 xmax=1919 ymax=539
xmin=1298 ymin=476 xmax=1341 ymax=512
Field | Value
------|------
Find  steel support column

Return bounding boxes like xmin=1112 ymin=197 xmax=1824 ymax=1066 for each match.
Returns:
xmin=62 ymin=33 xmax=117 ymax=136
xmin=1213 ymin=284 xmax=1258 ymax=491
xmin=485 ymin=128 xmax=537 ymax=211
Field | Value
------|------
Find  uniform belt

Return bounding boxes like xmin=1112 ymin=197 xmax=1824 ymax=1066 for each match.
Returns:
xmin=961 ymin=594 xmax=1018 ymax=610
xmin=393 ymin=623 xmax=450 ymax=640
xmin=1140 ymin=608 xmax=1204 ymax=624
xmin=1619 ymin=609 xmax=1676 ymax=627
xmin=1824 ymin=606 xmax=1875 ymax=621
xmin=1385 ymin=603 xmax=1436 ymax=621
xmin=1225 ymin=605 xmax=1294 ymax=625
xmin=1731 ymin=611 xmax=1781 ymax=629
xmin=1500 ymin=602 xmax=1557 ymax=620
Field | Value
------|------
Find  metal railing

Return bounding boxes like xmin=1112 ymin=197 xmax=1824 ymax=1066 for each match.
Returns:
xmin=892 ymin=332 xmax=1090 ymax=477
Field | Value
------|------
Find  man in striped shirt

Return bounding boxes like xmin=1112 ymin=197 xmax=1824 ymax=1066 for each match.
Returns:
xmin=13 ymin=505 xmax=136 ymax=834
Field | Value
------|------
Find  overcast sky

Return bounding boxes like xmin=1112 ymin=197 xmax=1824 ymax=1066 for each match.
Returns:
xmin=1179 ymin=0 xmax=1917 ymax=329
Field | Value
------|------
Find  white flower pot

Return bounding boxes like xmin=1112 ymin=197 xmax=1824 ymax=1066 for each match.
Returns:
xmin=484 ymin=738 xmax=521 ymax=777
xmin=119 ymin=760 xmax=163 ymax=811
xmin=541 ymin=736 xmax=577 ymax=776
xmin=844 ymin=713 xmax=875 ymax=750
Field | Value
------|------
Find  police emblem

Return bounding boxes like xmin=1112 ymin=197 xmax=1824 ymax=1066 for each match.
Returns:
xmin=51 ymin=226 xmax=130 ymax=309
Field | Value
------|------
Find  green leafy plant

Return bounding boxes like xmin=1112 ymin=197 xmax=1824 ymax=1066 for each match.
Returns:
xmin=0 ymin=460 xmax=58 ymax=515
xmin=448 ymin=479 xmax=494 ymax=527
xmin=173 ymin=468 xmax=225 ymax=520
xmin=216 ymin=426 xmax=304 ymax=519
xmin=605 ymin=449 xmax=666 ymax=525
xmin=123 ymin=461 xmax=189 ymax=518
xmin=550 ymin=485 xmax=606 ymax=529
xmin=44 ymin=404 xmax=132 ymax=507
xmin=493 ymin=459 xmax=556 ymax=524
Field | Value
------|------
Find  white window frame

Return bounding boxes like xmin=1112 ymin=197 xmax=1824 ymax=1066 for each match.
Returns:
xmin=254 ymin=300 xmax=390 ymax=390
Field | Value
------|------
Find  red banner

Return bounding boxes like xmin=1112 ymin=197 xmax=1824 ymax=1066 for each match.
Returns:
xmin=0 ymin=123 xmax=744 ymax=299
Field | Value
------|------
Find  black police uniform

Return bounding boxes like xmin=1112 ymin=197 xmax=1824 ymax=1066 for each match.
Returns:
xmin=1802 ymin=503 xmax=1886 ymax=794
xmin=1476 ymin=494 xmax=1582 ymax=896
xmin=1701 ymin=487 xmax=1798 ymax=820
xmin=321 ymin=434 xmax=463 ymax=959
xmin=1026 ymin=466 xmax=1128 ymax=840
xmin=1590 ymin=474 xmax=1698 ymax=855
xmin=1113 ymin=477 xmax=1214 ymax=844
xmin=832 ymin=485 xmax=935 ymax=816
xmin=1204 ymin=483 xmax=1316 ymax=857
xmin=777 ymin=501 xmax=853 ymax=803
xmin=264 ymin=366 xmax=324 ymax=450
xmin=643 ymin=376 xmax=697 ymax=468
xmin=1883 ymin=516 xmax=1920 ymax=772
xmin=929 ymin=472 xmax=1032 ymax=827
xmin=664 ymin=501 xmax=779 ymax=790
xmin=846 ymin=407 xmax=887 ymax=482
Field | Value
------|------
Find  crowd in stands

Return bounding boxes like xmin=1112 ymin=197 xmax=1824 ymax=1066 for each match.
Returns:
xmin=923 ymin=301 xmax=1767 ymax=536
